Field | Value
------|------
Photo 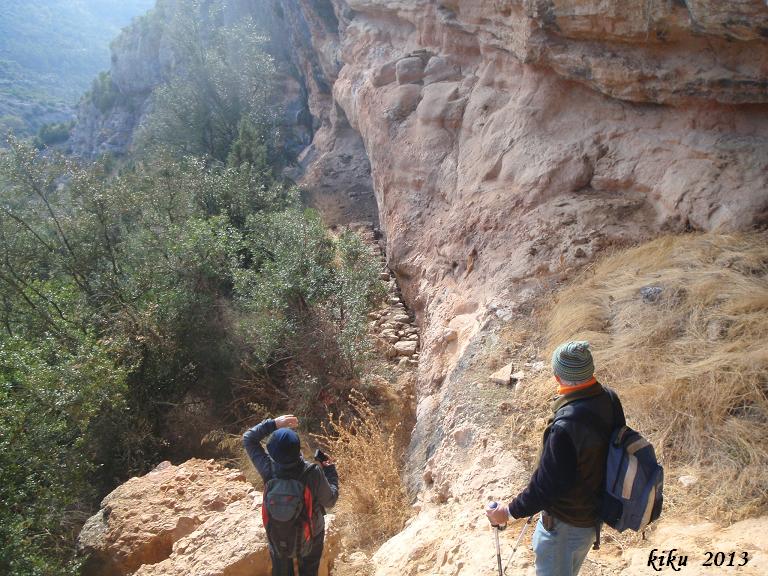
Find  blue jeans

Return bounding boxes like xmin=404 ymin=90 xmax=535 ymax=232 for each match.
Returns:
xmin=531 ymin=515 xmax=595 ymax=576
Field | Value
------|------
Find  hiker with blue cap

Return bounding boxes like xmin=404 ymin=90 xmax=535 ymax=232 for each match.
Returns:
xmin=244 ymin=414 xmax=339 ymax=576
xmin=486 ymin=341 xmax=626 ymax=576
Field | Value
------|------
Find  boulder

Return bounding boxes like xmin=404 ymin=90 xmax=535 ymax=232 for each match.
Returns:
xmin=134 ymin=503 xmax=339 ymax=576
xmin=379 ymin=329 xmax=400 ymax=343
xmin=384 ymin=84 xmax=423 ymax=120
xmin=371 ymin=60 xmax=397 ymax=87
xmin=77 ymin=459 xmax=340 ymax=576
xmin=395 ymin=340 xmax=418 ymax=356
xmin=396 ymin=56 xmax=426 ymax=84
xmin=423 ymin=56 xmax=461 ymax=84
xmin=78 ymin=460 xmax=253 ymax=576
xmin=489 ymin=364 xmax=514 ymax=386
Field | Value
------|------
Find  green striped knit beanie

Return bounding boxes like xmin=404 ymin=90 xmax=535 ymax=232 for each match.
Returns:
xmin=552 ymin=341 xmax=594 ymax=384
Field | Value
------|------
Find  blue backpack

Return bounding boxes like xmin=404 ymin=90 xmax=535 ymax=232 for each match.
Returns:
xmin=556 ymin=388 xmax=664 ymax=546
xmin=600 ymin=420 xmax=664 ymax=533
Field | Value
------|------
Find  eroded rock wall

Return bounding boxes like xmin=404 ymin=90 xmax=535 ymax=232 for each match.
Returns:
xmin=276 ymin=0 xmax=768 ymax=526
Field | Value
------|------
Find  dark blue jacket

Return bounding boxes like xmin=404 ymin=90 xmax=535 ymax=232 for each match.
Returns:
xmin=243 ymin=419 xmax=339 ymax=535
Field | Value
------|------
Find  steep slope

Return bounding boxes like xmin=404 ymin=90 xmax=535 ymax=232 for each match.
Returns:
xmin=268 ymin=1 xmax=768 ymax=573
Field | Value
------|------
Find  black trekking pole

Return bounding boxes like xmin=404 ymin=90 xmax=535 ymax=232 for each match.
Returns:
xmin=502 ymin=514 xmax=535 ymax=575
xmin=487 ymin=502 xmax=507 ymax=576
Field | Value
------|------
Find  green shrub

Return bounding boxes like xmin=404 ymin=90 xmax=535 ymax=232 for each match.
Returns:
xmin=135 ymin=6 xmax=277 ymax=161
xmin=86 ymin=71 xmax=120 ymax=113
xmin=0 ymin=335 xmax=127 ymax=575
xmin=34 ymin=121 xmax=73 ymax=148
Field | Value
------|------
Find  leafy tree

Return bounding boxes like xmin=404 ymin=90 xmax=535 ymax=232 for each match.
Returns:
xmin=34 ymin=121 xmax=73 ymax=148
xmin=234 ymin=207 xmax=336 ymax=365
xmin=85 ymin=72 xmax=121 ymax=114
xmin=136 ymin=3 xmax=277 ymax=161
xmin=0 ymin=334 xmax=127 ymax=575
xmin=228 ymin=117 xmax=275 ymax=180
xmin=331 ymin=231 xmax=387 ymax=375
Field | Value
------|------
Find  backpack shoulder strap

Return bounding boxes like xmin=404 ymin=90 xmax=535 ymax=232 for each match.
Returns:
xmin=299 ymin=462 xmax=319 ymax=482
xmin=603 ymin=387 xmax=627 ymax=429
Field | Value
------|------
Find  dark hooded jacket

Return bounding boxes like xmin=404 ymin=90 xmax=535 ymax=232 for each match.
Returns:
xmin=243 ymin=419 xmax=339 ymax=536
xmin=508 ymin=383 xmax=625 ymax=527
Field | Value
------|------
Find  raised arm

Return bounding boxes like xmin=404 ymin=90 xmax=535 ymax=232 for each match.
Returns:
xmin=243 ymin=415 xmax=299 ymax=483
xmin=242 ymin=419 xmax=276 ymax=483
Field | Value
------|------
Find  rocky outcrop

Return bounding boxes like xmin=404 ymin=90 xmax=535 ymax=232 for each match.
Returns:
xmin=424 ymin=0 xmax=768 ymax=105
xmin=277 ymin=0 xmax=767 ymax=473
xmin=68 ymin=1 xmax=175 ymax=158
xmin=266 ymin=1 xmax=768 ymax=573
xmin=77 ymin=459 xmax=339 ymax=576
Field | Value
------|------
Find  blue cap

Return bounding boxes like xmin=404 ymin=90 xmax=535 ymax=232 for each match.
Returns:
xmin=267 ymin=428 xmax=301 ymax=464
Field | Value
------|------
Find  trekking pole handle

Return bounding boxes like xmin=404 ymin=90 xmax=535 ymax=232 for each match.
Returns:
xmin=487 ymin=501 xmax=508 ymax=530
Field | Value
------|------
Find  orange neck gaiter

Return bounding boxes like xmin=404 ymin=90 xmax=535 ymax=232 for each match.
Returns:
xmin=557 ymin=376 xmax=597 ymax=396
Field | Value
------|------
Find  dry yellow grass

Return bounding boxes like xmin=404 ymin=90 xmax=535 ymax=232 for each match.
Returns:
xmin=541 ymin=233 xmax=768 ymax=521
xmin=313 ymin=389 xmax=411 ymax=550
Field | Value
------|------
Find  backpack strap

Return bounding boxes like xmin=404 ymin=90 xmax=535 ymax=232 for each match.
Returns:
xmin=603 ymin=387 xmax=627 ymax=432
xmin=300 ymin=463 xmax=318 ymax=539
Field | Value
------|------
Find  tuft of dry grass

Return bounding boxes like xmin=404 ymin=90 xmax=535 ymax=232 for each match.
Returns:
xmin=542 ymin=233 xmax=768 ymax=521
xmin=313 ymin=389 xmax=412 ymax=550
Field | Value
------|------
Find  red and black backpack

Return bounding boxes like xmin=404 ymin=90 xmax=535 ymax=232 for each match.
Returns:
xmin=262 ymin=465 xmax=315 ymax=558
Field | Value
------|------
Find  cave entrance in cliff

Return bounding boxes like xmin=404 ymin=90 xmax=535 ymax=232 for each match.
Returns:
xmin=298 ymin=103 xmax=379 ymax=231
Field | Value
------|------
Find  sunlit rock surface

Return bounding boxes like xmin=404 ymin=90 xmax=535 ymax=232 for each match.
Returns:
xmin=78 ymin=458 xmax=339 ymax=576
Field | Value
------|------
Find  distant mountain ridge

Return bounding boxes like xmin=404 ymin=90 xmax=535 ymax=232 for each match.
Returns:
xmin=0 ymin=0 xmax=155 ymax=136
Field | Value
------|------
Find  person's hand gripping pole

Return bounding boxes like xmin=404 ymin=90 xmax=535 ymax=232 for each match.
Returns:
xmin=486 ymin=501 xmax=508 ymax=576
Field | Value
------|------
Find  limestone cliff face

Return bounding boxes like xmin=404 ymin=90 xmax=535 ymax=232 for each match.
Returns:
xmin=68 ymin=0 xmax=175 ymax=158
xmin=273 ymin=0 xmax=768 ymax=527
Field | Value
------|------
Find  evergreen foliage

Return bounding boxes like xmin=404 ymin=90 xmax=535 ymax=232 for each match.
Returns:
xmin=0 ymin=4 xmax=381 ymax=571
xmin=135 ymin=3 xmax=278 ymax=162
xmin=85 ymin=72 xmax=121 ymax=114
xmin=34 ymin=121 xmax=74 ymax=148
xmin=0 ymin=132 xmax=380 ymax=572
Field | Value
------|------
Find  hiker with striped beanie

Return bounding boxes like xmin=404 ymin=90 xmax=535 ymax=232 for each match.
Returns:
xmin=486 ymin=341 xmax=626 ymax=576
